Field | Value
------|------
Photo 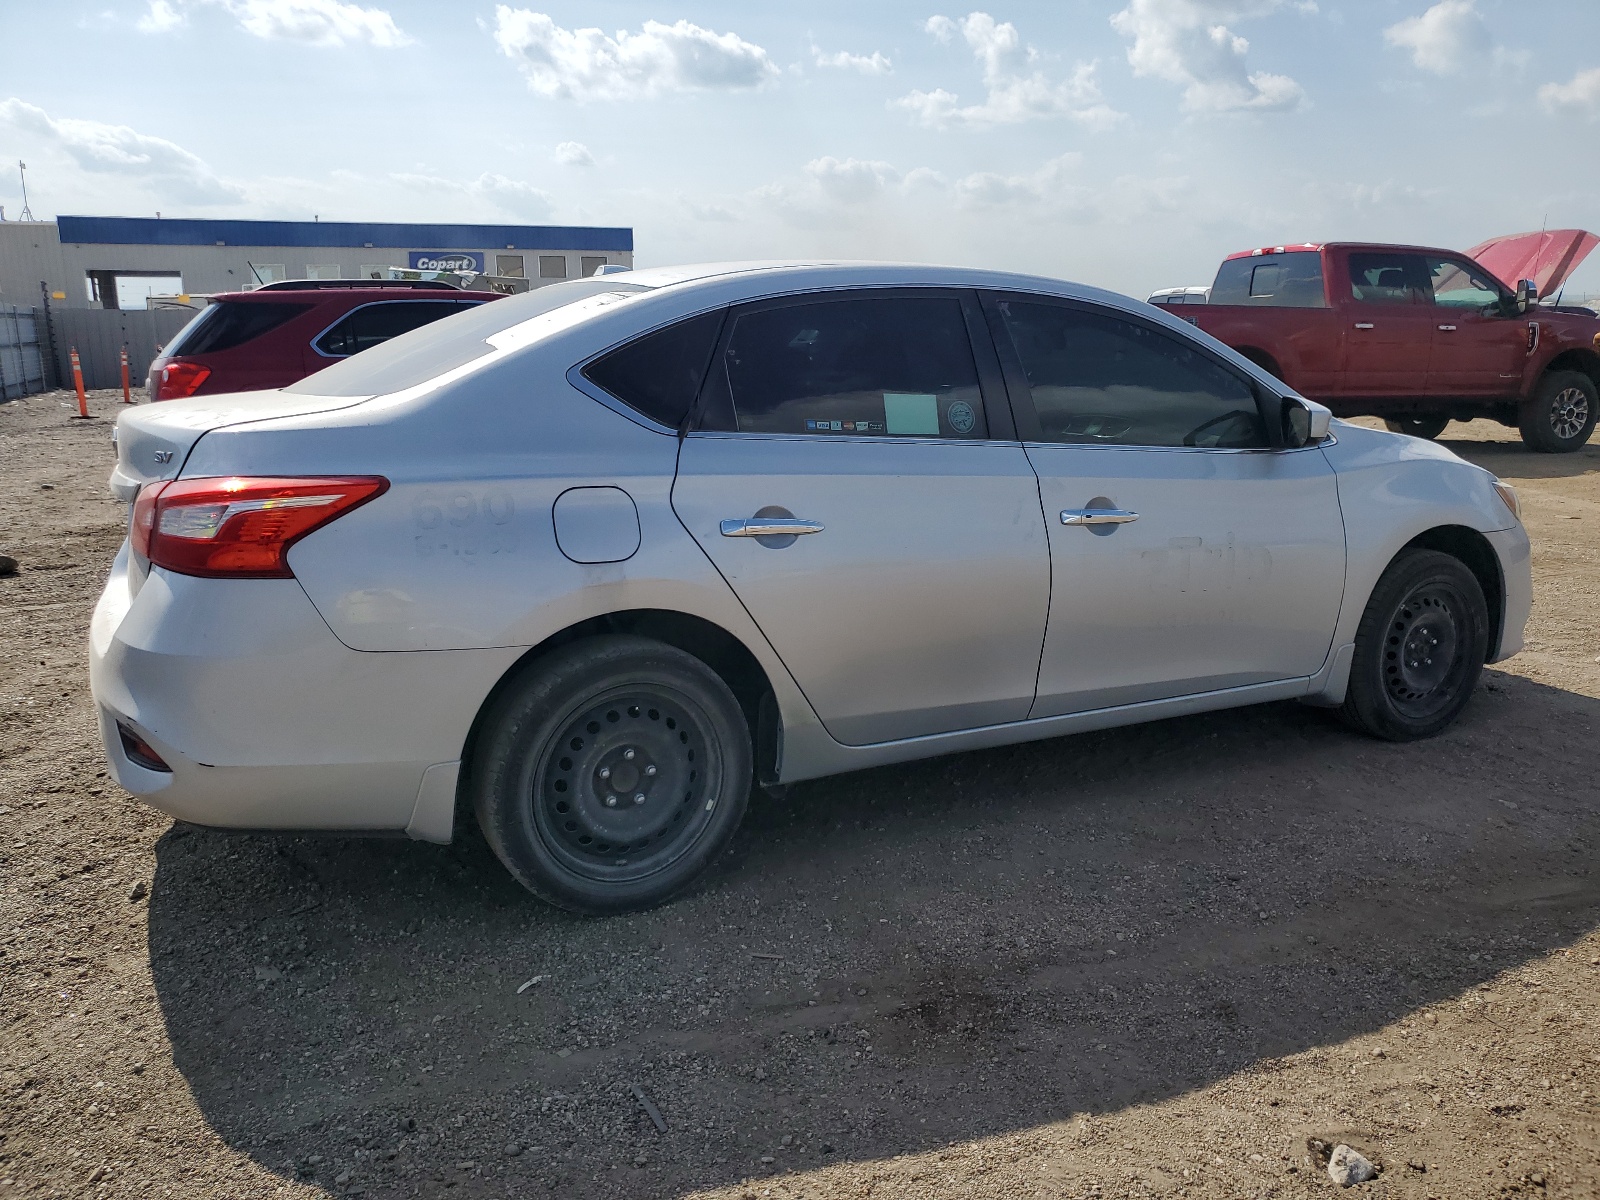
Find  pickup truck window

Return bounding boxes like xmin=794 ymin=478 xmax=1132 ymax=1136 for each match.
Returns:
xmin=1348 ymin=252 xmax=1431 ymax=306
xmin=998 ymin=301 xmax=1266 ymax=450
xmin=1210 ymin=252 xmax=1325 ymax=308
xmin=1425 ymin=256 xmax=1509 ymax=311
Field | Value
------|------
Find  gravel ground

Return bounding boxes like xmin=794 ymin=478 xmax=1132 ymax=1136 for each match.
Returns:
xmin=2 ymin=388 xmax=1598 ymax=1200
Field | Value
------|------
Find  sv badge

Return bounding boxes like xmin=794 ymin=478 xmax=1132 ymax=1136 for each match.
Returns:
xmin=153 ymin=450 xmax=173 ymax=463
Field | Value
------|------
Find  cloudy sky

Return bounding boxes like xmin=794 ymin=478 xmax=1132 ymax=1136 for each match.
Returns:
xmin=2 ymin=0 xmax=1598 ymax=297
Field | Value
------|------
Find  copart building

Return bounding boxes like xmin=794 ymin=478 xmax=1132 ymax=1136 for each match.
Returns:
xmin=0 ymin=215 xmax=633 ymax=389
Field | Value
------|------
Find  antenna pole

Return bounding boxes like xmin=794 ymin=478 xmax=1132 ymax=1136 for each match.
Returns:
xmin=18 ymin=161 xmax=34 ymax=222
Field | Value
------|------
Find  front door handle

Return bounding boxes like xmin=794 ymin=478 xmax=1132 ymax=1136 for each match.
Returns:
xmin=1437 ymin=324 xmax=1457 ymax=331
xmin=1354 ymin=322 xmax=1375 ymax=330
xmin=720 ymin=518 xmax=825 ymax=537
xmin=1061 ymin=508 xmax=1139 ymax=526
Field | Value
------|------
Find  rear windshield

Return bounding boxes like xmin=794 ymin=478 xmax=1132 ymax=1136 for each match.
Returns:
xmin=1210 ymin=252 xmax=1326 ymax=308
xmin=286 ymin=277 xmax=649 ymax=397
xmin=165 ymin=300 xmax=311 ymax=356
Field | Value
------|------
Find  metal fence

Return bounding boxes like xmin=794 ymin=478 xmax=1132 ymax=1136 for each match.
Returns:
xmin=49 ymin=306 xmax=198 ymax=392
xmin=0 ymin=304 xmax=47 ymax=400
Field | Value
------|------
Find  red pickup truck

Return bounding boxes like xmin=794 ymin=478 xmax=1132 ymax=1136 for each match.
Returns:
xmin=1182 ymin=230 xmax=1600 ymax=452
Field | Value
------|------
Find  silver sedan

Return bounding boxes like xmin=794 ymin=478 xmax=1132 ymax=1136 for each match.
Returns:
xmin=91 ymin=262 xmax=1531 ymax=912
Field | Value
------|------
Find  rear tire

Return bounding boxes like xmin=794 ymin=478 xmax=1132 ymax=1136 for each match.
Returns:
xmin=1383 ymin=416 xmax=1450 ymax=440
xmin=1339 ymin=549 xmax=1488 ymax=742
xmin=472 ymin=635 xmax=752 ymax=914
xmin=1518 ymin=370 xmax=1597 ymax=453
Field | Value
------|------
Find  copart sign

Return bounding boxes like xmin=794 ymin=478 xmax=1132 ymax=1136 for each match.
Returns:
xmin=408 ymin=251 xmax=485 ymax=273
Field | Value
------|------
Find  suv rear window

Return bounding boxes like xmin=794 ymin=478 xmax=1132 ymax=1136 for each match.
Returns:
xmin=1210 ymin=252 xmax=1326 ymax=308
xmin=166 ymin=301 xmax=311 ymax=356
xmin=315 ymin=300 xmax=480 ymax=357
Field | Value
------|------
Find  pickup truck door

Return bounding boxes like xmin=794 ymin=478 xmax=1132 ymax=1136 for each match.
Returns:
xmin=1422 ymin=254 xmax=1529 ymax=398
xmin=1340 ymin=249 xmax=1437 ymax=396
xmin=984 ymin=295 xmax=1346 ymax=716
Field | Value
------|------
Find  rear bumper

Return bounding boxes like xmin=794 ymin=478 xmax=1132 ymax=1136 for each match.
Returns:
xmin=1485 ymin=523 xmax=1532 ymax=663
xmin=89 ymin=543 xmax=521 ymax=838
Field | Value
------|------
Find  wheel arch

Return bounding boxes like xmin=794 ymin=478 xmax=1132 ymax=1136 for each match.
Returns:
xmin=1399 ymin=525 xmax=1504 ymax=662
xmin=456 ymin=608 xmax=783 ymax=823
xmin=1542 ymin=348 xmax=1600 ymax=390
xmin=1234 ymin=346 xmax=1284 ymax=380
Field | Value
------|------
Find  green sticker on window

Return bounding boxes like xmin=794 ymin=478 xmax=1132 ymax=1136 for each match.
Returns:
xmin=883 ymin=392 xmax=940 ymax=436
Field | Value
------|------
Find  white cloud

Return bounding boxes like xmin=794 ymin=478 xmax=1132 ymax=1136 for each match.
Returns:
xmin=492 ymin=8 xmax=778 ymax=101
xmin=554 ymin=140 xmax=595 ymax=166
xmin=136 ymin=0 xmax=411 ymax=47
xmin=896 ymin=12 xmax=1121 ymax=129
xmin=805 ymin=156 xmax=901 ymax=204
xmin=813 ymin=47 xmax=893 ymax=74
xmin=1110 ymin=0 xmax=1305 ymax=112
xmin=389 ymin=170 xmax=553 ymax=220
xmin=1382 ymin=0 xmax=1488 ymax=75
xmin=0 ymin=97 xmax=244 ymax=205
xmin=1540 ymin=67 xmax=1600 ymax=119
xmin=136 ymin=0 xmax=184 ymax=33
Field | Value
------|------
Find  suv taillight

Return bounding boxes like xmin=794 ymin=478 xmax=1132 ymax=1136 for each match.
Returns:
xmin=154 ymin=361 xmax=211 ymax=401
xmin=131 ymin=476 xmax=388 ymax=578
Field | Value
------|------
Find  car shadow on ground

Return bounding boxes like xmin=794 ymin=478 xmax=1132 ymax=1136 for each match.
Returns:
xmin=147 ymin=668 xmax=1600 ymax=1198
xmin=1433 ymin=434 xmax=1600 ymax=480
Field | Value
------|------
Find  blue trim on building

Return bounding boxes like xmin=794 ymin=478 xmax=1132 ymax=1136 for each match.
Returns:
xmin=55 ymin=215 xmax=632 ymax=253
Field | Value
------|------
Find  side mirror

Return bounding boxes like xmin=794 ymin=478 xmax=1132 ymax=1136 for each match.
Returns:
xmin=1516 ymin=278 xmax=1539 ymax=313
xmin=1282 ymin=396 xmax=1332 ymax=447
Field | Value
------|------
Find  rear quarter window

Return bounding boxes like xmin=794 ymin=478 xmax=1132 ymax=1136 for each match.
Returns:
xmin=581 ymin=310 xmax=726 ymax=429
xmin=1210 ymin=252 xmax=1326 ymax=308
xmin=165 ymin=301 xmax=311 ymax=356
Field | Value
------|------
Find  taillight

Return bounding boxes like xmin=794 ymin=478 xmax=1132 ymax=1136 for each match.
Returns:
xmin=134 ymin=476 xmax=388 ymax=578
xmin=154 ymin=361 xmax=211 ymax=401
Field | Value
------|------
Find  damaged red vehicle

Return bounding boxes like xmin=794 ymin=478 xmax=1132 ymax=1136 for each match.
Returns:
xmin=1183 ymin=229 xmax=1600 ymax=451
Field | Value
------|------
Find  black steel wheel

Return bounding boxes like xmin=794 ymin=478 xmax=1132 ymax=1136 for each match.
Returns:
xmin=1383 ymin=416 xmax=1450 ymax=441
xmin=1518 ymin=370 xmax=1597 ymax=453
xmin=1339 ymin=549 xmax=1488 ymax=741
xmin=472 ymin=635 xmax=751 ymax=914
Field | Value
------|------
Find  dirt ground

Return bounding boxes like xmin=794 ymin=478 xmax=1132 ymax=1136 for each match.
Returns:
xmin=2 ymin=387 xmax=1598 ymax=1200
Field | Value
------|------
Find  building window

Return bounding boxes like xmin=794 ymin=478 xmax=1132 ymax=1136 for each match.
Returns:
xmin=496 ymin=254 xmax=525 ymax=278
xmin=305 ymin=264 xmax=342 ymax=280
xmin=581 ymin=256 xmax=608 ymax=277
xmin=538 ymin=255 xmax=568 ymax=279
xmin=252 ymin=264 xmax=287 ymax=285
xmin=359 ymin=264 xmax=394 ymax=280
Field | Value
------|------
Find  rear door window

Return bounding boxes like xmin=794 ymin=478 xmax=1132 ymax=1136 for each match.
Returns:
xmin=701 ymin=294 xmax=988 ymax=439
xmin=314 ymin=300 xmax=482 ymax=357
xmin=997 ymin=299 xmax=1266 ymax=449
xmin=1348 ymin=252 xmax=1431 ymax=306
xmin=166 ymin=301 xmax=311 ymax=356
xmin=1210 ymin=252 xmax=1325 ymax=307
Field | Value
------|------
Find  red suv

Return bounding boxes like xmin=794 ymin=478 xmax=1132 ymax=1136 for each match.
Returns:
xmin=146 ymin=280 xmax=500 ymax=401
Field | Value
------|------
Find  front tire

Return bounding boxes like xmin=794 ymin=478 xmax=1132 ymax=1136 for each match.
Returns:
xmin=472 ymin=636 xmax=752 ymax=914
xmin=1384 ymin=416 xmax=1450 ymax=440
xmin=1339 ymin=549 xmax=1488 ymax=741
xmin=1518 ymin=370 xmax=1597 ymax=453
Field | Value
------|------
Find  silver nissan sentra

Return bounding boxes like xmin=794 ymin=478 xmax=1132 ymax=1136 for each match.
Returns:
xmin=91 ymin=262 xmax=1532 ymax=913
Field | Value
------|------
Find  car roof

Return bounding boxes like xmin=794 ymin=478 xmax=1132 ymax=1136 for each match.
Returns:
xmin=205 ymin=286 xmax=489 ymax=305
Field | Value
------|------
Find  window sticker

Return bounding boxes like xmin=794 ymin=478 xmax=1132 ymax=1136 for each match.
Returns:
xmin=946 ymin=400 xmax=976 ymax=435
xmin=884 ymin=392 xmax=940 ymax=436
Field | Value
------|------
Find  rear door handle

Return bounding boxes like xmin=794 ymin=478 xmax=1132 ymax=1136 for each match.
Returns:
xmin=1061 ymin=508 xmax=1139 ymax=526
xmin=1437 ymin=324 xmax=1457 ymax=331
xmin=1354 ymin=323 xmax=1375 ymax=330
xmin=720 ymin=518 xmax=825 ymax=537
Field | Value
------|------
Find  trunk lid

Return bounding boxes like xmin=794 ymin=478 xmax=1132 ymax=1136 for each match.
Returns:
xmin=110 ymin=389 xmax=374 ymax=498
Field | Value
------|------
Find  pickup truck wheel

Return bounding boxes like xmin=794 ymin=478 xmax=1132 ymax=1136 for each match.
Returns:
xmin=471 ymin=635 xmax=752 ymax=915
xmin=1383 ymin=416 xmax=1450 ymax=440
xmin=1339 ymin=549 xmax=1488 ymax=742
xmin=1518 ymin=370 xmax=1597 ymax=453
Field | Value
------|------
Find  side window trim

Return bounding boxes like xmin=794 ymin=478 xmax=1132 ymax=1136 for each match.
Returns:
xmin=977 ymin=289 xmax=1289 ymax=452
xmin=311 ymin=299 xmax=482 ymax=359
xmin=686 ymin=286 xmax=1015 ymax=443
